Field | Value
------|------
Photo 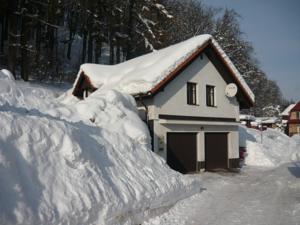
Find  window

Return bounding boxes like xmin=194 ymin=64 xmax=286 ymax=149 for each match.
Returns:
xmin=187 ymin=82 xmax=197 ymax=105
xmin=206 ymin=85 xmax=216 ymax=107
xmin=297 ymin=112 xmax=300 ymax=119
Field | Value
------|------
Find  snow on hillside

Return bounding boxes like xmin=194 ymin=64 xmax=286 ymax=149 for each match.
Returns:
xmin=0 ymin=76 xmax=200 ymax=225
xmin=239 ymin=126 xmax=300 ymax=167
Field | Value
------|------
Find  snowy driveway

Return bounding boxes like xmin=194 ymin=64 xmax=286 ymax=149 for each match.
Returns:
xmin=145 ymin=163 xmax=300 ymax=225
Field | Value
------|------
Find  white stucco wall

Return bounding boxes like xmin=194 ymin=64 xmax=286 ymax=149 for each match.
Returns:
xmin=150 ymin=53 xmax=239 ymax=120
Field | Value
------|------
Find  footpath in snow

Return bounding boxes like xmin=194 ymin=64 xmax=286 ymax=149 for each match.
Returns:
xmin=144 ymin=128 xmax=300 ymax=225
xmin=0 ymin=71 xmax=200 ymax=225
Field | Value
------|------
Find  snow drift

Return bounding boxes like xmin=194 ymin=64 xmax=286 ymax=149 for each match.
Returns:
xmin=239 ymin=126 xmax=300 ymax=167
xmin=0 ymin=77 xmax=200 ymax=225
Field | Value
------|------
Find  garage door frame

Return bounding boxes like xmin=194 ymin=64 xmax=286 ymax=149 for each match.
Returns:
xmin=204 ymin=132 xmax=229 ymax=171
xmin=167 ymin=132 xmax=198 ymax=174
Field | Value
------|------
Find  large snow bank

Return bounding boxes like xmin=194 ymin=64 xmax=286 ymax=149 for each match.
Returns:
xmin=0 ymin=77 xmax=200 ymax=225
xmin=239 ymin=126 xmax=300 ymax=167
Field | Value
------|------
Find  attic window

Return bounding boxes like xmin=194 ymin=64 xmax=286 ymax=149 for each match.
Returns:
xmin=206 ymin=85 xmax=216 ymax=107
xmin=187 ymin=82 xmax=197 ymax=105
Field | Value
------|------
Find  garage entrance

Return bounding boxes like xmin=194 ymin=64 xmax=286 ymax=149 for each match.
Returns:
xmin=167 ymin=133 xmax=197 ymax=174
xmin=205 ymin=132 xmax=228 ymax=171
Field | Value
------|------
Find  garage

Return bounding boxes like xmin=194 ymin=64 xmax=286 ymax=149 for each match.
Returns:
xmin=167 ymin=132 xmax=197 ymax=174
xmin=205 ymin=132 xmax=228 ymax=170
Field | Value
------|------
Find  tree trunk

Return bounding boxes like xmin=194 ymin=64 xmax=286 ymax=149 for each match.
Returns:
xmin=7 ymin=0 xmax=18 ymax=78
xmin=109 ymin=37 xmax=114 ymax=65
xmin=87 ymin=31 xmax=93 ymax=63
xmin=116 ymin=41 xmax=121 ymax=63
xmin=67 ymin=10 xmax=75 ymax=60
xmin=35 ymin=22 xmax=41 ymax=63
xmin=126 ymin=0 xmax=135 ymax=60
xmin=81 ymin=30 xmax=87 ymax=63
xmin=67 ymin=29 xmax=73 ymax=60
xmin=20 ymin=14 xmax=30 ymax=81
xmin=94 ymin=41 xmax=102 ymax=63
xmin=0 ymin=16 xmax=5 ymax=53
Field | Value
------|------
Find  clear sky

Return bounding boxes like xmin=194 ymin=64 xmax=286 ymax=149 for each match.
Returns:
xmin=201 ymin=0 xmax=300 ymax=101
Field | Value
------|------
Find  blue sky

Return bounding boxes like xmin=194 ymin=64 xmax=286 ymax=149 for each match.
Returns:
xmin=201 ymin=0 xmax=300 ymax=101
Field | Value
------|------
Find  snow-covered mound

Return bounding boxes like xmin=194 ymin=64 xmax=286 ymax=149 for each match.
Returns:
xmin=239 ymin=126 xmax=300 ymax=167
xmin=0 ymin=69 xmax=14 ymax=80
xmin=0 ymin=78 xmax=200 ymax=225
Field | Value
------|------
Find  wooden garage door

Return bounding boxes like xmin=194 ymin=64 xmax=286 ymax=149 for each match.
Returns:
xmin=167 ymin=133 xmax=197 ymax=174
xmin=205 ymin=133 xmax=228 ymax=171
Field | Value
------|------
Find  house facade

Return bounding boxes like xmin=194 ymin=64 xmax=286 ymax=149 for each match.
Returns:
xmin=287 ymin=102 xmax=300 ymax=136
xmin=72 ymin=35 xmax=254 ymax=173
xmin=280 ymin=103 xmax=300 ymax=136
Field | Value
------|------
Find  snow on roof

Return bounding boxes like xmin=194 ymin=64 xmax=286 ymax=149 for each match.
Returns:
xmin=280 ymin=104 xmax=296 ymax=116
xmin=239 ymin=114 xmax=256 ymax=121
xmin=250 ymin=121 xmax=259 ymax=126
xmin=210 ymin=39 xmax=254 ymax=103
xmin=255 ymin=117 xmax=279 ymax=124
xmin=75 ymin=34 xmax=254 ymax=103
xmin=291 ymin=101 xmax=300 ymax=111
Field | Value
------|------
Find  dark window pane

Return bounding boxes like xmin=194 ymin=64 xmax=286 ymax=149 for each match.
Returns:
xmin=187 ymin=83 xmax=197 ymax=105
xmin=206 ymin=85 xmax=215 ymax=106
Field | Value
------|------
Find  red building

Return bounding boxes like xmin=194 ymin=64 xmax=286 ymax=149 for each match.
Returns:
xmin=283 ymin=102 xmax=300 ymax=136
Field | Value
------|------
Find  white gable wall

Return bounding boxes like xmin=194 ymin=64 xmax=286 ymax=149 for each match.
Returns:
xmin=151 ymin=53 xmax=239 ymax=120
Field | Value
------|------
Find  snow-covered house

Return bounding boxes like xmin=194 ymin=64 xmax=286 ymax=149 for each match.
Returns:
xmin=72 ymin=34 xmax=255 ymax=173
xmin=239 ymin=114 xmax=256 ymax=128
xmin=256 ymin=117 xmax=280 ymax=129
xmin=281 ymin=102 xmax=300 ymax=136
xmin=280 ymin=104 xmax=296 ymax=121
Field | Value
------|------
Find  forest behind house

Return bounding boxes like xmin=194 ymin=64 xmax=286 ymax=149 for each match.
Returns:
xmin=0 ymin=0 xmax=290 ymax=116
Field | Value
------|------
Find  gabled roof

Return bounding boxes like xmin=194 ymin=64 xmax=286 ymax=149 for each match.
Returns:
xmin=291 ymin=101 xmax=300 ymax=112
xmin=73 ymin=34 xmax=255 ymax=106
xmin=280 ymin=104 xmax=296 ymax=116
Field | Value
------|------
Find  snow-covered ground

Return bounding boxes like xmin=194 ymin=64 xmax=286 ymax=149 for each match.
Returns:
xmin=0 ymin=74 xmax=200 ymax=225
xmin=1 ymin=70 xmax=299 ymax=225
xmin=144 ymin=129 xmax=300 ymax=225
xmin=144 ymin=162 xmax=300 ymax=225
xmin=240 ymin=126 xmax=300 ymax=167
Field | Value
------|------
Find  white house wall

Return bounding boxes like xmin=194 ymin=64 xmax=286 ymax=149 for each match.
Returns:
xmin=151 ymin=53 xmax=240 ymax=120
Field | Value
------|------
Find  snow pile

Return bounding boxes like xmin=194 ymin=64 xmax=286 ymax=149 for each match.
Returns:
xmin=290 ymin=134 xmax=300 ymax=162
xmin=0 ymin=69 xmax=14 ymax=80
xmin=239 ymin=126 xmax=300 ymax=167
xmin=74 ymin=34 xmax=254 ymax=103
xmin=0 ymin=77 xmax=200 ymax=225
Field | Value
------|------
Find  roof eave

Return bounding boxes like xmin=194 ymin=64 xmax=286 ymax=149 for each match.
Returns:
xmin=142 ymin=39 xmax=255 ymax=108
